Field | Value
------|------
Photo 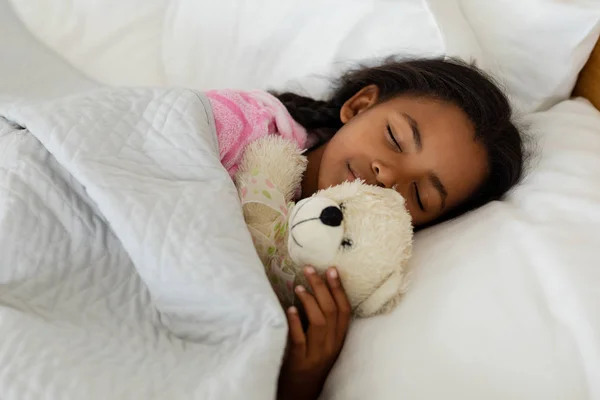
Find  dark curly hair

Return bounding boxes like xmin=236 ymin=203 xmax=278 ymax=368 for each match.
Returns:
xmin=272 ymin=57 xmax=524 ymax=226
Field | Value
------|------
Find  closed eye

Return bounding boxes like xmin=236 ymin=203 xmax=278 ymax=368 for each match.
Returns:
xmin=387 ymin=125 xmax=402 ymax=152
xmin=413 ymin=182 xmax=424 ymax=211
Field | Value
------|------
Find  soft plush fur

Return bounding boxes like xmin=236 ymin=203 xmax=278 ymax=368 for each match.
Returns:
xmin=235 ymin=136 xmax=413 ymax=317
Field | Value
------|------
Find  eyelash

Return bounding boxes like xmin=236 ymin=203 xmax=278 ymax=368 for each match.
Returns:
xmin=386 ymin=125 xmax=423 ymax=211
xmin=386 ymin=125 xmax=402 ymax=152
xmin=413 ymin=182 xmax=424 ymax=211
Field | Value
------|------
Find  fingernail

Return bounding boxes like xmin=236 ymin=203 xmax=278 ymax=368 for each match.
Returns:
xmin=288 ymin=306 xmax=298 ymax=314
xmin=328 ymin=268 xmax=338 ymax=279
xmin=305 ymin=266 xmax=316 ymax=275
xmin=295 ymin=285 xmax=306 ymax=293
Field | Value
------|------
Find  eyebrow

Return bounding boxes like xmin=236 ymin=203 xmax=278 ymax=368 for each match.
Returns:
xmin=401 ymin=112 xmax=422 ymax=151
xmin=429 ymin=173 xmax=448 ymax=211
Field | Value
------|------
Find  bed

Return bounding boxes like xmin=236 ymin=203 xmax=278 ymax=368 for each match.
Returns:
xmin=1 ymin=1 xmax=599 ymax=399
xmin=575 ymin=38 xmax=600 ymax=110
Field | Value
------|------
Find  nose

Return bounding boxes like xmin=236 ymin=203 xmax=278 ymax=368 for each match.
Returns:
xmin=372 ymin=160 xmax=397 ymax=189
xmin=319 ymin=206 xmax=343 ymax=227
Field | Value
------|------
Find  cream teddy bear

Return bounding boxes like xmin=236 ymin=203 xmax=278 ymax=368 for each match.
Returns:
xmin=235 ymin=136 xmax=413 ymax=317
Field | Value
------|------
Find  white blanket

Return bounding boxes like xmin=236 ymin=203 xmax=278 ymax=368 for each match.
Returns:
xmin=0 ymin=88 xmax=287 ymax=399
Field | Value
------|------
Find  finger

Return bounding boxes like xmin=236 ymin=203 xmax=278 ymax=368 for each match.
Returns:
xmin=295 ymin=285 xmax=327 ymax=351
xmin=304 ymin=266 xmax=337 ymax=322
xmin=326 ymin=267 xmax=352 ymax=344
xmin=295 ymin=285 xmax=326 ymax=327
xmin=286 ymin=306 xmax=307 ymax=357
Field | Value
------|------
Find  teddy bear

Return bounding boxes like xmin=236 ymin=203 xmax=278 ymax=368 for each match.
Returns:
xmin=235 ymin=135 xmax=413 ymax=317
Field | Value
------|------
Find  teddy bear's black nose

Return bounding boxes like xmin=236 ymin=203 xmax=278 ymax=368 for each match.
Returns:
xmin=319 ymin=206 xmax=343 ymax=227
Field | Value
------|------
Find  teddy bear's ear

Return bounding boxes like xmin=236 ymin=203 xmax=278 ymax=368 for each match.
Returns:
xmin=355 ymin=270 xmax=406 ymax=317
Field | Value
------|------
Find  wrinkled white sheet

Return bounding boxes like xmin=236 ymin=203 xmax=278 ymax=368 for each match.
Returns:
xmin=0 ymin=0 xmax=96 ymax=99
xmin=0 ymin=88 xmax=286 ymax=399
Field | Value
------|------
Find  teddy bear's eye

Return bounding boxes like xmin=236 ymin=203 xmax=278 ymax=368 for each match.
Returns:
xmin=341 ymin=239 xmax=353 ymax=248
xmin=339 ymin=202 xmax=346 ymax=211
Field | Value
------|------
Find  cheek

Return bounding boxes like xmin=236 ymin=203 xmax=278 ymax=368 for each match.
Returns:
xmin=408 ymin=209 xmax=428 ymax=227
xmin=331 ymin=117 xmax=372 ymax=148
xmin=328 ymin=126 xmax=355 ymax=152
xmin=319 ymin=131 xmax=353 ymax=170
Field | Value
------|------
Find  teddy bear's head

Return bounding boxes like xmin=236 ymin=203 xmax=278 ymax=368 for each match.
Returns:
xmin=288 ymin=180 xmax=413 ymax=317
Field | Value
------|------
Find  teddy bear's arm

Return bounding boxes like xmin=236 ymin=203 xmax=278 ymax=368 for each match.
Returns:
xmin=236 ymin=135 xmax=308 ymax=202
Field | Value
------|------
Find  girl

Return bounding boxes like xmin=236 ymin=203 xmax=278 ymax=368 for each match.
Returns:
xmin=206 ymin=57 xmax=524 ymax=400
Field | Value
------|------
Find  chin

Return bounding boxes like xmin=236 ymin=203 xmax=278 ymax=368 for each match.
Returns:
xmin=317 ymin=165 xmax=349 ymax=190
xmin=319 ymin=178 xmax=341 ymax=191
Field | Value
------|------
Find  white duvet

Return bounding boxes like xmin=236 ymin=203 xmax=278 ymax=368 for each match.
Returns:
xmin=0 ymin=88 xmax=286 ymax=399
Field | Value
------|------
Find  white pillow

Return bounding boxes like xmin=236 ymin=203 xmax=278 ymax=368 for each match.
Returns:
xmin=161 ymin=0 xmax=445 ymax=97
xmin=7 ymin=0 xmax=484 ymax=97
xmin=322 ymin=98 xmax=600 ymax=400
xmin=457 ymin=0 xmax=600 ymax=113
xmin=9 ymin=0 xmax=600 ymax=113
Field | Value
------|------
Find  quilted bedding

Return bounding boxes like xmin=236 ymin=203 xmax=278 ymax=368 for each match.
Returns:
xmin=0 ymin=88 xmax=287 ymax=399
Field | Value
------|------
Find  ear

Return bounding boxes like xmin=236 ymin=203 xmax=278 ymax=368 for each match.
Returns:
xmin=355 ymin=270 xmax=406 ymax=317
xmin=340 ymin=84 xmax=379 ymax=124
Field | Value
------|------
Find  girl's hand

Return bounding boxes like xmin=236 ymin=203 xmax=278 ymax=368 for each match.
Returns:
xmin=277 ymin=266 xmax=351 ymax=400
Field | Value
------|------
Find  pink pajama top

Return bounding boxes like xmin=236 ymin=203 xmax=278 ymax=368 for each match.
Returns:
xmin=205 ymin=90 xmax=309 ymax=178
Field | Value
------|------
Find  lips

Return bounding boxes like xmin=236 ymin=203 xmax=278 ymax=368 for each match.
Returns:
xmin=347 ymin=163 xmax=359 ymax=182
xmin=346 ymin=162 xmax=376 ymax=186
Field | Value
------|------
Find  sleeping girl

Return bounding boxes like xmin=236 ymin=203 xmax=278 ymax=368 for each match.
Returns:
xmin=205 ymin=57 xmax=524 ymax=400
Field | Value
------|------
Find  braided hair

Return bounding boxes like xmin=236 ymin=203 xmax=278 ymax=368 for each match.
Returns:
xmin=272 ymin=57 xmax=524 ymax=225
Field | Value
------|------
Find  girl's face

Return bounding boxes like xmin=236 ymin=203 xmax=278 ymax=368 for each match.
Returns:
xmin=304 ymin=86 xmax=488 ymax=226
